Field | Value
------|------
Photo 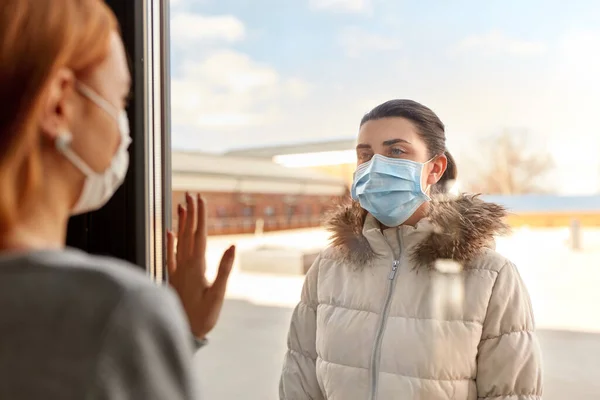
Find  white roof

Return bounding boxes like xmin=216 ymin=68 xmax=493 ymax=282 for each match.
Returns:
xmin=224 ymin=138 xmax=356 ymax=158
xmin=171 ymin=151 xmax=347 ymax=196
xmin=172 ymin=151 xmax=344 ymax=184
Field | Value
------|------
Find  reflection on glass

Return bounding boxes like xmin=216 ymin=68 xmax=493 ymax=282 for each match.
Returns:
xmin=169 ymin=0 xmax=600 ymax=399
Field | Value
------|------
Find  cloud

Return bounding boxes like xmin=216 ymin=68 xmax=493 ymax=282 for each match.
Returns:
xmin=171 ymin=50 xmax=311 ymax=131
xmin=454 ymin=30 xmax=547 ymax=56
xmin=170 ymin=0 xmax=211 ymax=9
xmin=183 ymin=50 xmax=280 ymax=92
xmin=169 ymin=12 xmax=313 ymax=148
xmin=547 ymin=30 xmax=600 ymax=139
xmin=170 ymin=13 xmax=246 ymax=45
xmin=556 ymin=30 xmax=600 ymax=72
xmin=284 ymin=78 xmax=314 ymax=99
xmin=309 ymin=0 xmax=371 ymax=13
xmin=337 ymin=26 xmax=401 ymax=57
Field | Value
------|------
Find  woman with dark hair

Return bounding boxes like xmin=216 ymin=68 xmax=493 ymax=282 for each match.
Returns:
xmin=280 ymin=99 xmax=542 ymax=400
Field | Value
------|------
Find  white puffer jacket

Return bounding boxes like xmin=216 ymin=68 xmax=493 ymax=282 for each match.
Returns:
xmin=280 ymin=195 xmax=543 ymax=400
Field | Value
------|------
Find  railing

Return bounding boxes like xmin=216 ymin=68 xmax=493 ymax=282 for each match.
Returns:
xmin=206 ymin=215 xmax=325 ymax=236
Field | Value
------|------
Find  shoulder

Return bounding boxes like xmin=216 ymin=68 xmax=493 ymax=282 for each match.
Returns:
xmin=318 ymin=245 xmax=336 ymax=260
xmin=53 ymin=256 xmax=198 ymax=399
xmin=305 ymin=246 xmax=366 ymax=285
xmin=27 ymin=248 xmax=187 ymax=332
xmin=102 ymin=281 xmax=190 ymax=353
xmin=36 ymin=248 xmax=164 ymax=294
xmin=468 ymin=247 xmax=513 ymax=275
xmin=467 ymin=249 xmax=530 ymax=303
xmin=59 ymin=251 xmax=194 ymax=357
xmin=308 ymin=247 xmax=348 ymax=276
xmin=318 ymin=245 xmax=357 ymax=266
xmin=72 ymin=250 xmax=186 ymax=328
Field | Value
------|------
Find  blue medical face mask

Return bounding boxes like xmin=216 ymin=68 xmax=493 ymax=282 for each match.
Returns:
xmin=351 ymin=154 xmax=433 ymax=227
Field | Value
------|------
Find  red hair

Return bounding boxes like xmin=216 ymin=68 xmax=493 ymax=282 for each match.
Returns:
xmin=0 ymin=0 xmax=118 ymax=232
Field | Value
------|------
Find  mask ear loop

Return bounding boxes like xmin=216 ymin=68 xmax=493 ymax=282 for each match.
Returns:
xmin=421 ymin=155 xmax=438 ymax=197
xmin=76 ymin=82 xmax=119 ymax=119
xmin=77 ymin=81 xmax=132 ymax=149
xmin=421 ymin=153 xmax=447 ymax=196
xmin=55 ymin=130 xmax=96 ymax=177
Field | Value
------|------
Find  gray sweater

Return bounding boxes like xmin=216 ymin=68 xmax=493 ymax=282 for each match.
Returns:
xmin=0 ymin=248 xmax=198 ymax=399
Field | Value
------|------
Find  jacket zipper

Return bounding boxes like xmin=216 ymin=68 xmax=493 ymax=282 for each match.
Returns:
xmin=368 ymin=231 xmax=402 ymax=400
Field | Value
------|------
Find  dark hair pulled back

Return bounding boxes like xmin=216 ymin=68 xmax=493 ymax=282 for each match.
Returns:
xmin=360 ymin=99 xmax=457 ymax=193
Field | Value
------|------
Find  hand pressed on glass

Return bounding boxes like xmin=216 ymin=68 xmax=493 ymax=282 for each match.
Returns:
xmin=166 ymin=192 xmax=236 ymax=340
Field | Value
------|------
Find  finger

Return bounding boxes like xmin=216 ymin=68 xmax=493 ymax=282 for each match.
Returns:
xmin=176 ymin=204 xmax=188 ymax=258
xmin=166 ymin=230 xmax=177 ymax=275
xmin=209 ymin=245 xmax=236 ymax=298
xmin=184 ymin=193 xmax=197 ymax=253
xmin=194 ymin=194 xmax=207 ymax=259
xmin=181 ymin=192 xmax=196 ymax=256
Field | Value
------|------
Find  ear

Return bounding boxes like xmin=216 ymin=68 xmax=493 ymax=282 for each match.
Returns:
xmin=426 ymin=154 xmax=448 ymax=186
xmin=39 ymin=68 xmax=76 ymax=142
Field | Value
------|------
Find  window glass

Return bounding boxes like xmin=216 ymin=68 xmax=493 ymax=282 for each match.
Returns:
xmin=169 ymin=1 xmax=600 ymax=398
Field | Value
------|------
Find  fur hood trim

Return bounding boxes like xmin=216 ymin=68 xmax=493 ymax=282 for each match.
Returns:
xmin=325 ymin=194 xmax=510 ymax=269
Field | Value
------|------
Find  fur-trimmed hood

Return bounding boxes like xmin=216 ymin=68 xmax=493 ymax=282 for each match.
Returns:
xmin=325 ymin=194 xmax=510 ymax=269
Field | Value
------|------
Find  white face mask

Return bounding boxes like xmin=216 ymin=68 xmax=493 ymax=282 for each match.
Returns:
xmin=55 ymin=82 xmax=132 ymax=215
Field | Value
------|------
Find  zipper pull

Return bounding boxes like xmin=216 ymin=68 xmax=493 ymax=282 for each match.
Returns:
xmin=388 ymin=260 xmax=400 ymax=280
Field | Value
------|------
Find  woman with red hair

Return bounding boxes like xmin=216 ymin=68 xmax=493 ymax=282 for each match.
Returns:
xmin=0 ymin=1 xmax=233 ymax=398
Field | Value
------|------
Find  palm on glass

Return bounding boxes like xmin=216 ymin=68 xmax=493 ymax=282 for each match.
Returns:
xmin=167 ymin=193 xmax=236 ymax=339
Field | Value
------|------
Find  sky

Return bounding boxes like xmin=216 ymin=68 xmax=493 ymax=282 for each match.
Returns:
xmin=169 ymin=0 xmax=600 ymax=194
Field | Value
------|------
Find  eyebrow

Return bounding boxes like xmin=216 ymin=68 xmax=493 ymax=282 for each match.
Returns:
xmin=356 ymin=138 xmax=411 ymax=149
xmin=383 ymin=138 xmax=410 ymax=146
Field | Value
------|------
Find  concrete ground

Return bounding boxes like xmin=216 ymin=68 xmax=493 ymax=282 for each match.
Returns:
xmin=194 ymin=299 xmax=600 ymax=400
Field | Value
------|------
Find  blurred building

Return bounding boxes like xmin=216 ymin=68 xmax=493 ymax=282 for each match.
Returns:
xmin=223 ymin=141 xmax=600 ymax=229
xmin=483 ymin=195 xmax=600 ymax=228
xmin=226 ymin=138 xmax=356 ymax=187
xmin=171 ymin=151 xmax=348 ymax=235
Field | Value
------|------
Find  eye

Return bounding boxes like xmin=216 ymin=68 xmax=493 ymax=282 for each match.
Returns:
xmin=389 ymin=147 xmax=405 ymax=157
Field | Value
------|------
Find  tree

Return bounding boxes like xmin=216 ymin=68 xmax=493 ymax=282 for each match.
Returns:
xmin=462 ymin=129 xmax=554 ymax=195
